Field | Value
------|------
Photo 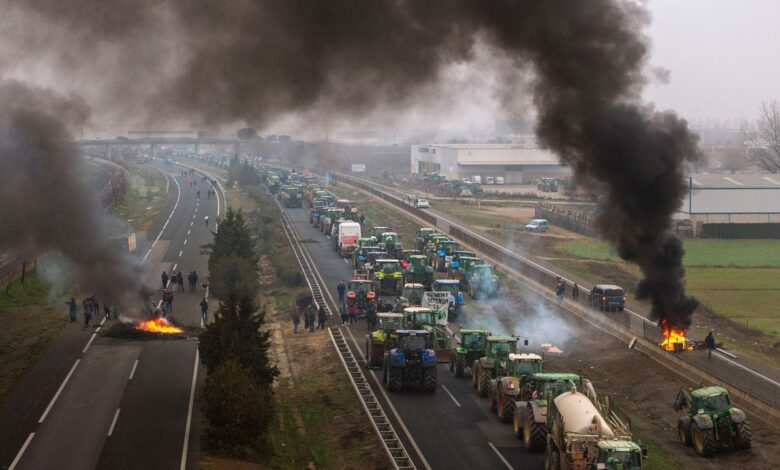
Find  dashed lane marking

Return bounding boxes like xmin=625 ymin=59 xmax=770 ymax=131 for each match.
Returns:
xmin=178 ymin=250 xmax=183 ymax=257
xmin=488 ymin=442 xmax=513 ymax=470
xmin=129 ymin=359 xmax=139 ymax=380
xmin=38 ymin=359 xmax=80 ymax=424
xmin=440 ymin=385 xmax=461 ymax=407
xmin=8 ymin=432 xmax=34 ymax=470
xmin=179 ymin=349 xmax=200 ymax=470
xmin=107 ymin=408 xmax=121 ymax=437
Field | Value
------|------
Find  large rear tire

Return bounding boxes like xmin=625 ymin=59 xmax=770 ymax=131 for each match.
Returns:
xmin=423 ymin=368 xmax=437 ymax=393
xmin=523 ymin=406 xmax=546 ymax=452
xmin=498 ymin=392 xmax=514 ymax=423
xmin=734 ymin=421 xmax=752 ymax=450
xmin=472 ymin=361 xmax=480 ymax=389
xmin=477 ymin=368 xmax=490 ymax=397
xmin=387 ymin=367 xmax=402 ymax=393
xmin=692 ymin=422 xmax=717 ymax=457
xmin=367 ymin=342 xmax=384 ymax=369
xmin=512 ymin=411 xmax=522 ymax=439
xmin=455 ymin=355 xmax=465 ymax=378
xmin=677 ymin=417 xmax=692 ymax=447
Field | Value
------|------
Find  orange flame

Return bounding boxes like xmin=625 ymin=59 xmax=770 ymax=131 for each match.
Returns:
xmin=136 ymin=317 xmax=183 ymax=334
xmin=659 ymin=321 xmax=693 ymax=352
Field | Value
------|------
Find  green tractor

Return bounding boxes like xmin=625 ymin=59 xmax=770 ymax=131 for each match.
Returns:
xmin=267 ymin=175 xmax=281 ymax=194
xmin=372 ymin=259 xmax=403 ymax=295
xmin=383 ymin=330 xmax=437 ymax=393
xmin=432 ymin=240 xmax=458 ymax=272
xmin=371 ymin=226 xmax=392 ymax=240
xmin=450 ymin=256 xmax=480 ymax=282
xmin=403 ymin=254 xmax=434 ymax=290
xmin=488 ymin=353 xmax=543 ymax=423
xmin=394 ymin=283 xmax=425 ymax=311
xmin=321 ymin=208 xmax=344 ymax=235
xmin=352 ymin=238 xmax=378 ymax=268
xmin=365 ymin=312 xmax=404 ymax=369
xmin=467 ymin=263 xmax=500 ymax=299
xmin=402 ymin=307 xmax=452 ymax=362
xmin=378 ymin=232 xmax=403 ymax=258
xmin=512 ymin=372 xmax=582 ymax=452
xmin=674 ymin=386 xmax=751 ymax=457
xmin=281 ymin=186 xmax=302 ymax=208
xmin=472 ymin=336 xmax=518 ymax=397
xmin=448 ymin=329 xmax=491 ymax=378
xmin=415 ymin=227 xmax=439 ymax=250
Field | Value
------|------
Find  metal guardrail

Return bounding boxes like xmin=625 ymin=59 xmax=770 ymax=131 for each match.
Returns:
xmin=272 ymin=190 xmax=415 ymax=470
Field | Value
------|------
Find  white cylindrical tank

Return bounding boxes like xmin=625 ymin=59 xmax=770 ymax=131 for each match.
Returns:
xmin=554 ymin=391 xmax=614 ymax=436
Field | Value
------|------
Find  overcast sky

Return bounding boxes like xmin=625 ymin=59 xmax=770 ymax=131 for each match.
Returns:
xmin=645 ymin=0 xmax=780 ymax=124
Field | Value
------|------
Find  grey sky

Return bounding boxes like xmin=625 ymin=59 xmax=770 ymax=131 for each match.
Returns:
xmin=645 ymin=0 xmax=780 ymax=123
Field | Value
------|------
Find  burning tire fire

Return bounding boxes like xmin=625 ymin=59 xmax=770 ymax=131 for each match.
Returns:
xmin=659 ymin=321 xmax=694 ymax=352
xmin=135 ymin=316 xmax=184 ymax=334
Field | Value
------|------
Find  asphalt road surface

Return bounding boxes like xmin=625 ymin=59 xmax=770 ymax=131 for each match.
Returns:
xmin=0 ymin=160 xmax=224 ymax=470
xmin=282 ymin=203 xmax=543 ymax=470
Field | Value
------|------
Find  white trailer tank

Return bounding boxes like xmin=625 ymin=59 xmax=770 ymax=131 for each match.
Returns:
xmin=554 ymin=391 xmax=615 ymax=436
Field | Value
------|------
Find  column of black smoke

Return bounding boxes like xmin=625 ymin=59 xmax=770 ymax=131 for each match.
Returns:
xmin=13 ymin=0 xmax=699 ymax=327
xmin=0 ymin=81 xmax=147 ymax=313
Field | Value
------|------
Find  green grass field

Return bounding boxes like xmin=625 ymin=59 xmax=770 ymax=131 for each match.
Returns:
xmin=554 ymin=238 xmax=780 ymax=340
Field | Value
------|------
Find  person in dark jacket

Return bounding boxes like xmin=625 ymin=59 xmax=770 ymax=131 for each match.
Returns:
xmin=704 ymin=331 xmax=716 ymax=359
xmin=337 ymin=280 xmax=346 ymax=303
xmin=161 ymin=271 xmax=169 ymax=289
xmin=317 ymin=306 xmax=327 ymax=330
xmin=291 ymin=310 xmax=300 ymax=334
xmin=83 ymin=297 xmax=92 ymax=326
xmin=200 ymin=297 xmax=209 ymax=324
xmin=66 ymin=297 xmax=77 ymax=322
xmin=177 ymin=271 xmax=185 ymax=292
xmin=305 ymin=305 xmax=316 ymax=332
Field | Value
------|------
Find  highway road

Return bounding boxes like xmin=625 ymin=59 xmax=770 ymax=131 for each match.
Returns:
xmin=0 ymin=160 xmax=224 ymax=470
xmin=280 ymin=203 xmax=543 ymax=470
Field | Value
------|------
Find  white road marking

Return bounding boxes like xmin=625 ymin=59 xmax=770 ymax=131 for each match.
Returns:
xmin=178 ymin=250 xmax=183 ymax=257
xmin=722 ymin=176 xmax=744 ymax=186
xmin=180 ymin=349 xmax=200 ymax=470
xmin=488 ymin=441 xmax=513 ymax=470
xmin=172 ymin=263 xmax=178 ymax=272
xmin=107 ymin=408 xmax=121 ymax=437
xmin=190 ymin=221 xmax=193 ymax=227
xmin=129 ymin=359 xmax=139 ymax=380
xmin=38 ymin=359 xmax=80 ymax=424
xmin=8 ymin=432 xmax=34 ymax=470
xmin=762 ymin=176 xmax=780 ymax=186
xmin=143 ymin=171 xmax=182 ymax=262
xmin=192 ymin=214 xmax=195 ymax=219
xmin=343 ymin=258 xmax=349 ymax=264
xmin=183 ymin=239 xmax=187 ymax=245
xmin=187 ymin=230 xmax=190 ymax=235
xmin=440 ymin=384 xmax=461 ymax=407
xmin=81 ymin=317 xmax=107 ymax=354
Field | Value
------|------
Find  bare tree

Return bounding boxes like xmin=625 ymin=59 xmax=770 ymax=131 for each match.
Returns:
xmin=747 ymin=101 xmax=780 ymax=173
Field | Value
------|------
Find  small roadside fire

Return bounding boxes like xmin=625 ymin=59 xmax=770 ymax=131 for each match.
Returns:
xmin=136 ymin=317 xmax=183 ymax=334
xmin=659 ymin=321 xmax=694 ymax=352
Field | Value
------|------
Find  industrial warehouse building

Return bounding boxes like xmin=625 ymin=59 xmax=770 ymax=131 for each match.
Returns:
xmin=410 ymin=144 xmax=570 ymax=184
xmin=677 ymin=173 xmax=780 ymax=237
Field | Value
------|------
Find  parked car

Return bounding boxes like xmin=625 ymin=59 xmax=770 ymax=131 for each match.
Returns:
xmin=496 ymin=177 xmax=505 ymax=184
xmin=524 ymin=219 xmax=549 ymax=232
xmin=415 ymin=198 xmax=430 ymax=209
xmin=486 ymin=177 xmax=495 ymax=185
xmin=588 ymin=284 xmax=626 ymax=311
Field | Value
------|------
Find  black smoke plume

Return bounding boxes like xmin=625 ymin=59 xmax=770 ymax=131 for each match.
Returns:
xmin=5 ymin=0 xmax=699 ymax=327
xmin=0 ymin=80 xmax=146 ymax=312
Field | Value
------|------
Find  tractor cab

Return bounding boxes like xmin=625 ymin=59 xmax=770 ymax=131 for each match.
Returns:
xmin=379 ymin=232 xmax=402 ymax=255
xmin=595 ymin=440 xmax=645 ymax=470
xmin=400 ymin=250 xmax=421 ymax=268
xmin=433 ymin=279 xmax=464 ymax=306
xmin=467 ymin=263 xmax=500 ymax=299
xmin=451 ymin=256 xmax=480 ymax=281
xmin=415 ymin=228 xmax=438 ymax=250
xmin=532 ymin=373 xmax=582 ymax=402
xmin=373 ymin=259 xmax=403 ymax=295
xmin=505 ymin=353 xmax=544 ymax=389
xmin=396 ymin=283 xmax=425 ymax=310
xmin=403 ymin=307 xmax=436 ymax=329
xmin=347 ymin=279 xmax=375 ymax=315
xmin=371 ymin=226 xmax=392 ymax=240
xmin=485 ymin=336 xmax=518 ymax=363
xmin=674 ymin=385 xmax=750 ymax=457
xmin=404 ymin=255 xmax=433 ymax=290
xmin=433 ymin=240 xmax=459 ymax=272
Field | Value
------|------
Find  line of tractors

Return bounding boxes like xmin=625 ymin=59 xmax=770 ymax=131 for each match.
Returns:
xmin=262 ymin=167 xmax=753 ymax=469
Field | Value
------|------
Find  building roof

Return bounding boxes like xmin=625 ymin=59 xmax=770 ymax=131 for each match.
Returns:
xmin=689 ymin=173 xmax=780 ymax=188
xmin=415 ymin=144 xmax=561 ymax=166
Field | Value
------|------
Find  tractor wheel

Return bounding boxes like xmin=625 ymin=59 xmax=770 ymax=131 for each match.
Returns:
xmin=454 ymin=355 xmax=465 ymax=378
xmin=423 ymin=368 xmax=437 ymax=392
xmin=477 ymin=368 xmax=490 ymax=397
xmin=692 ymin=422 xmax=717 ymax=457
xmin=523 ymin=406 xmax=546 ymax=452
xmin=387 ymin=368 xmax=402 ymax=393
xmin=513 ymin=411 xmax=522 ymax=439
xmin=488 ymin=386 xmax=497 ymax=413
xmin=734 ymin=421 xmax=752 ymax=450
xmin=367 ymin=342 xmax=384 ymax=369
xmin=677 ymin=417 xmax=692 ymax=447
xmin=545 ymin=444 xmax=561 ymax=470
xmin=497 ymin=392 xmax=514 ymax=423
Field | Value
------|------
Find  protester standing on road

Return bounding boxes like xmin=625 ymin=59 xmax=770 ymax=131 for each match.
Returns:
xmin=177 ymin=271 xmax=185 ymax=292
xmin=291 ymin=310 xmax=300 ymax=334
xmin=572 ymin=282 xmax=579 ymax=300
xmin=162 ymin=271 xmax=169 ymax=289
xmin=104 ymin=305 xmax=111 ymax=320
xmin=66 ymin=297 xmax=77 ymax=322
xmin=317 ymin=306 xmax=327 ymax=330
xmin=340 ymin=303 xmax=348 ymax=325
xmin=192 ymin=271 xmax=199 ymax=292
xmin=83 ymin=298 xmax=92 ymax=326
xmin=306 ymin=305 xmax=316 ymax=332
xmin=705 ymin=331 xmax=716 ymax=359
xmin=337 ymin=280 xmax=346 ymax=303
xmin=348 ymin=303 xmax=357 ymax=325
xmin=200 ymin=297 xmax=209 ymax=324
xmin=196 ymin=190 xmax=200 ymax=199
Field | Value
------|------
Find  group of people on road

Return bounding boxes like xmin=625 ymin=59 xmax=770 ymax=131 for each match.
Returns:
xmin=554 ymin=277 xmax=579 ymax=303
xmin=65 ymin=296 xmax=110 ymax=326
xmin=161 ymin=270 xmax=209 ymax=324
xmin=336 ymin=280 xmax=363 ymax=326
xmin=291 ymin=302 xmax=327 ymax=334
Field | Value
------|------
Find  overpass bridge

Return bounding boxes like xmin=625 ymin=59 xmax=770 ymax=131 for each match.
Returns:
xmin=77 ymin=137 xmax=245 ymax=159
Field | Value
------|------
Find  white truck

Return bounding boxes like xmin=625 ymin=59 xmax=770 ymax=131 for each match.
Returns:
xmin=337 ymin=221 xmax=361 ymax=257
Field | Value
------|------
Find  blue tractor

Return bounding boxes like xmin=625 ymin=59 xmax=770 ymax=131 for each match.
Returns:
xmin=383 ymin=330 xmax=437 ymax=393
